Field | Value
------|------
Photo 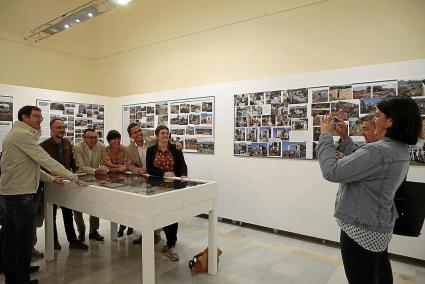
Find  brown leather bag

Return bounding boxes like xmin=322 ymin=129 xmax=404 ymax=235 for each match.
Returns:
xmin=189 ymin=247 xmax=222 ymax=273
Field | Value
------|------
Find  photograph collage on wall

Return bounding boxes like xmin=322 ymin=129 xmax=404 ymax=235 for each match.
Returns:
xmin=400 ymin=79 xmax=425 ymax=166
xmin=234 ymin=90 xmax=308 ymax=159
xmin=0 ymin=95 xmax=13 ymax=152
xmin=122 ymin=97 xmax=214 ymax=154
xmin=37 ymin=100 xmax=105 ymax=145
xmin=234 ymin=78 xmax=425 ymax=165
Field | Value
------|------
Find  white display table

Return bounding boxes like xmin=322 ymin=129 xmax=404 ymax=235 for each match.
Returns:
xmin=44 ymin=174 xmax=218 ymax=284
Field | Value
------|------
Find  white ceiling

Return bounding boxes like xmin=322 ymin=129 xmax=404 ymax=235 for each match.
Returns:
xmin=0 ymin=0 xmax=318 ymax=60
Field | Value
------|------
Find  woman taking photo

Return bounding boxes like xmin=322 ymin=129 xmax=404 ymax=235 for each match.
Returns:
xmin=146 ymin=125 xmax=188 ymax=261
xmin=102 ymin=130 xmax=133 ymax=237
xmin=317 ymin=95 xmax=422 ymax=284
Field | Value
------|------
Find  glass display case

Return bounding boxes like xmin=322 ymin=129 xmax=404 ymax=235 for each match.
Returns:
xmin=78 ymin=173 xmax=206 ymax=196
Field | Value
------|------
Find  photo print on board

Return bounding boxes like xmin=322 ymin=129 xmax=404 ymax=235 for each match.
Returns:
xmin=409 ymin=139 xmax=425 ymax=166
xmin=265 ymin=91 xmax=282 ymax=104
xmin=288 ymin=88 xmax=308 ymax=104
xmin=234 ymin=94 xmax=249 ymax=107
xmin=197 ymin=137 xmax=214 ymax=154
xmin=246 ymin=127 xmax=258 ymax=142
xmin=249 ymin=93 xmax=265 ymax=106
xmin=235 ymin=128 xmax=246 ymax=141
xmin=289 ymin=105 xmax=308 ymax=118
xmin=331 ymin=100 xmax=360 ymax=121
xmin=353 ymin=84 xmax=372 ymax=100
xmin=372 ymin=81 xmax=397 ymax=99
xmin=268 ymin=140 xmax=282 ymax=157
xmin=329 ymin=85 xmax=352 ymax=101
xmin=398 ymin=79 xmax=425 ymax=97
xmin=273 ymin=127 xmax=291 ymax=140
xmin=282 ymin=142 xmax=306 ymax=159
xmin=311 ymin=88 xmax=329 ymax=103
xmin=0 ymin=96 xmax=13 ymax=121
xmin=234 ymin=142 xmax=248 ymax=156
xmin=202 ymin=101 xmax=213 ymax=112
xmin=201 ymin=113 xmax=213 ymax=124
xmin=170 ymin=104 xmax=179 ymax=114
xmin=251 ymin=142 xmax=268 ymax=157
xmin=156 ymin=102 xmax=168 ymax=115
xmin=195 ymin=126 xmax=213 ymax=136
xmin=360 ymin=97 xmax=381 ymax=115
xmin=190 ymin=103 xmax=202 ymax=113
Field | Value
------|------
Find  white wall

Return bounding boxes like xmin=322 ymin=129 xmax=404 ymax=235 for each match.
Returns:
xmin=117 ymin=59 xmax=425 ymax=260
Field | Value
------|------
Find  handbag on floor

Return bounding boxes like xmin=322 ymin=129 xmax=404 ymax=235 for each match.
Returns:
xmin=393 ymin=179 xmax=425 ymax=237
xmin=189 ymin=247 xmax=222 ymax=273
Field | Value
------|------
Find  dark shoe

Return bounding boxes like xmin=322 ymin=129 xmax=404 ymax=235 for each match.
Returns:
xmin=32 ymin=248 xmax=44 ymax=258
xmin=78 ymin=230 xmax=85 ymax=242
xmin=127 ymin=228 xmax=134 ymax=236
xmin=117 ymin=229 xmax=124 ymax=238
xmin=89 ymin=231 xmax=104 ymax=241
xmin=29 ymin=266 xmax=40 ymax=274
xmin=54 ymin=240 xmax=62 ymax=251
xmin=162 ymin=245 xmax=179 ymax=261
xmin=69 ymin=241 xmax=89 ymax=250
xmin=29 ymin=279 xmax=38 ymax=284
xmin=132 ymin=236 xmax=142 ymax=245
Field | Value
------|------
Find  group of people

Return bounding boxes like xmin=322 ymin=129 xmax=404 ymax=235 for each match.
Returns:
xmin=0 ymin=105 xmax=187 ymax=284
xmin=0 ymin=94 xmax=422 ymax=284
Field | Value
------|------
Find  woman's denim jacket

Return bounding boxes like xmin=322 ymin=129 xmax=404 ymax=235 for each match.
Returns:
xmin=317 ymin=133 xmax=410 ymax=234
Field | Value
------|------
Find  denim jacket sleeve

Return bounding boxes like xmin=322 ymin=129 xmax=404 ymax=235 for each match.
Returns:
xmin=317 ymin=133 xmax=384 ymax=183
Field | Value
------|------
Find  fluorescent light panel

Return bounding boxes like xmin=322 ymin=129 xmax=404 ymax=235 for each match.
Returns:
xmin=25 ymin=0 xmax=133 ymax=42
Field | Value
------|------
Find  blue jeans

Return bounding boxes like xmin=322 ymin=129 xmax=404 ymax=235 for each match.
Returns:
xmin=1 ymin=193 xmax=37 ymax=284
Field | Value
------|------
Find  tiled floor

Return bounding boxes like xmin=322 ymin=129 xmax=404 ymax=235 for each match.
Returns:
xmin=3 ymin=215 xmax=424 ymax=283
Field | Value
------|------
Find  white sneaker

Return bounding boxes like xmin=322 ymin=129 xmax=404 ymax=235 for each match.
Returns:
xmin=162 ymin=245 xmax=179 ymax=261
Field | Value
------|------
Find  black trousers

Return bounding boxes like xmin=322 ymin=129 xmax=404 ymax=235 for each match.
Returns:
xmin=53 ymin=205 xmax=78 ymax=243
xmin=118 ymin=225 xmax=133 ymax=232
xmin=164 ymin=223 xmax=178 ymax=248
xmin=0 ymin=194 xmax=37 ymax=284
xmin=340 ymin=230 xmax=393 ymax=284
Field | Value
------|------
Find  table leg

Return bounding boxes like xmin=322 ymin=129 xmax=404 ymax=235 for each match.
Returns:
xmin=111 ymin=222 xmax=118 ymax=240
xmin=208 ymin=200 xmax=218 ymax=275
xmin=45 ymin=200 xmax=54 ymax=261
xmin=142 ymin=223 xmax=155 ymax=284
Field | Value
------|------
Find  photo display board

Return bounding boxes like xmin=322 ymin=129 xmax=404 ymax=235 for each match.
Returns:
xmin=122 ymin=97 xmax=214 ymax=154
xmin=234 ymin=79 xmax=425 ymax=166
xmin=0 ymin=95 xmax=13 ymax=152
xmin=37 ymin=100 xmax=105 ymax=144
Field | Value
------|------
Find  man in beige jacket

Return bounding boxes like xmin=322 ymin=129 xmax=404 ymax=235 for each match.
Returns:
xmin=74 ymin=128 xmax=109 ymax=241
xmin=0 ymin=105 xmax=86 ymax=284
xmin=126 ymin=123 xmax=161 ymax=245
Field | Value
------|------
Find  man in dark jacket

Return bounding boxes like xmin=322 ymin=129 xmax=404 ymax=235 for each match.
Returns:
xmin=40 ymin=118 xmax=88 ymax=250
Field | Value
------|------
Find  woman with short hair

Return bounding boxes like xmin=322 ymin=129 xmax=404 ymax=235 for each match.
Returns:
xmin=102 ymin=130 xmax=133 ymax=237
xmin=146 ymin=125 xmax=188 ymax=261
xmin=317 ymin=95 xmax=422 ymax=284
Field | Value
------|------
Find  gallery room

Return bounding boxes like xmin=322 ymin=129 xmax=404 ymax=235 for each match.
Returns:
xmin=0 ymin=0 xmax=425 ymax=283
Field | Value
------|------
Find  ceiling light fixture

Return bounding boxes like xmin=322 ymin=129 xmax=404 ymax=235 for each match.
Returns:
xmin=25 ymin=0 xmax=133 ymax=42
xmin=116 ymin=0 xmax=132 ymax=5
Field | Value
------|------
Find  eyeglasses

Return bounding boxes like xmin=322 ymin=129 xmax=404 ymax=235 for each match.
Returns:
xmin=84 ymin=136 xmax=98 ymax=140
